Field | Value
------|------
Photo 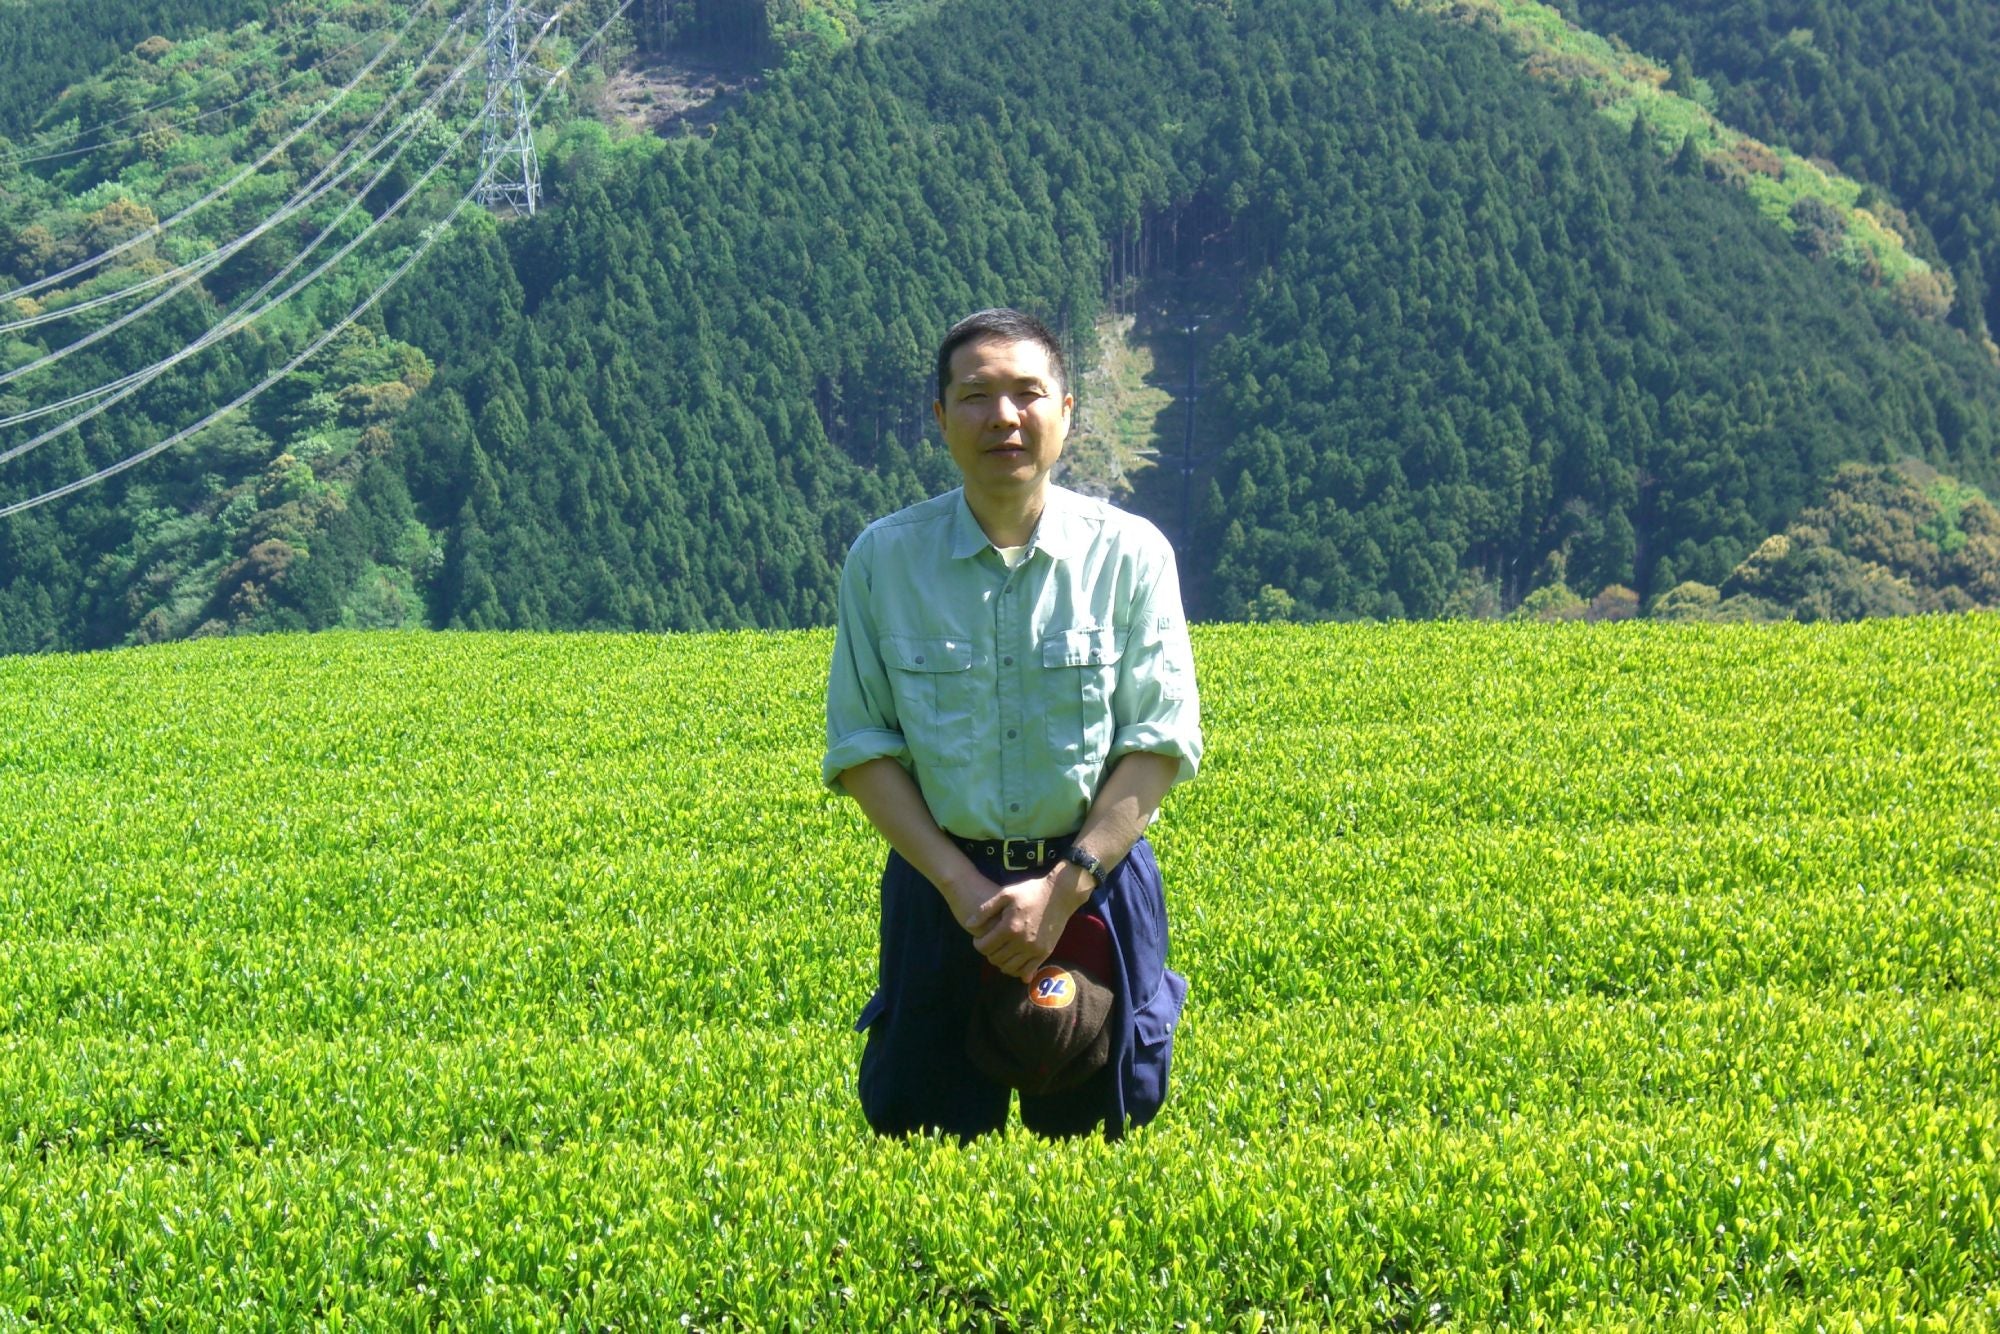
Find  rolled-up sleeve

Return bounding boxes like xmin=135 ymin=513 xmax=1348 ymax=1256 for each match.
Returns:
xmin=823 ymin=532 xmax=910 ymax=792
xmin=1108 ymin=538 xmax=1202 ymax=785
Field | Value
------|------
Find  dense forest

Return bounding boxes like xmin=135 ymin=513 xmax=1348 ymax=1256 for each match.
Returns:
xmin=0 ymin=0 xmax=625 ymax=648
xmin=3 ymin=0 xmax=1999 ymax=650
xmin=1683 ymin=459 xmax=2000 ymax=622
xmin=0 ymin=0 xmax=287 ymax=140
xmin=631 ymin=0 xmax=930 ymax=65
xmin=1187 ymin=58 xmax=1997 ymax=617
xmin=1548 ymin=0 xmax=2000 ymax=355
xmin=401 ymin=0 xmax=2000 ymax=626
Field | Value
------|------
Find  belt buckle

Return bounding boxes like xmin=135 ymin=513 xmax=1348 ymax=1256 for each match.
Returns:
xmin=1003 ymin=838 xmax=1044 ymax=873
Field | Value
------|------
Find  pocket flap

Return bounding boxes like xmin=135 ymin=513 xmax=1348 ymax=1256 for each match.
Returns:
xmin=1041 ymin=626 xmax=1122 ymax=669
xmin=1130 ymin=967 xmax=1188 ymax=1046
xmin=882 ymin=635 xmax=974 ymax=672
xmin=853 ymin=990 xmax=889 ymax=1033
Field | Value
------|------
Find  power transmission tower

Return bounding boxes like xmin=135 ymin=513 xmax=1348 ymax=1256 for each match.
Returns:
xmin=479 ymin=0 xmax=549 ymax=214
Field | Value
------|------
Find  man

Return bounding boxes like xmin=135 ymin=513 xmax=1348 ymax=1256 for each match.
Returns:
xmin=823 ymin=307 xmax=1202 ymax=1140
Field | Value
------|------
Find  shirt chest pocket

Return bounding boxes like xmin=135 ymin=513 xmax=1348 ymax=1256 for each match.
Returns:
xmin=1041 ymin=626 xmax=1122 ymax=769
xmin=881 ymin=635 xmax=979 ymax=769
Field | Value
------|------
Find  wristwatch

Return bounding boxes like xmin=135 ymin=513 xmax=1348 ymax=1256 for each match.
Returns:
xmin=1062 ymin=844 xmax=1108 ymax=887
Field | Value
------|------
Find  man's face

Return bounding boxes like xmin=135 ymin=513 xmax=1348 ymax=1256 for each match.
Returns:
xmin=933 ymin=336 xmax=1074 ymax=503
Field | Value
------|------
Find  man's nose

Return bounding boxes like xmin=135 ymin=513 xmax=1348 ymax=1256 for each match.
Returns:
xmin=992 ymin=393 xmax=1022 ymax=424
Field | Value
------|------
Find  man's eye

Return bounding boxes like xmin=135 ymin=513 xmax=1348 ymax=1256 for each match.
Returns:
xmin=962 ymin=392 xmax=988 ymax=402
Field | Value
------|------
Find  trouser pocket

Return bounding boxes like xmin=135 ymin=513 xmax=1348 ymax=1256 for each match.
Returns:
xmin=1124 ymin=967 xmax=1188 ymax=1128
xmin=853 ymin=990 xmax=888 ymax=1033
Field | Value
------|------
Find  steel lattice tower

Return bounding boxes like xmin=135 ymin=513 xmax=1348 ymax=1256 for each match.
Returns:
xmin=479 ymin=0 xmax=544 ymax=214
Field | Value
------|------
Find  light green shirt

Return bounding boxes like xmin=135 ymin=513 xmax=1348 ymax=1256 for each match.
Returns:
xmin=823 ymin=485 xmax=1202 ymax=839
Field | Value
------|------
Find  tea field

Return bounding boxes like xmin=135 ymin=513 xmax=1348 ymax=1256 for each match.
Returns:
xmin=0 ymin=617 xmax=1995 ymax=1329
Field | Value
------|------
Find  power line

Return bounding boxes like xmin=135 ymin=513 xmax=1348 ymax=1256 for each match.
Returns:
xmin=3 ymin=6 xmax=551 ymax=418
xmin=0 ymin=71 xmax=469 ymax=410
xmin=0 ymin=0 xmax=634 ymax=520
xmin=0 ymin=27 xmax=482 ymax=433
xmin=0 ymin=1 xmax=407 ymax=170
xmin=0 ymin=99 xmax=483 ymax=479
xmin=0 ymin=0 xmax=398 ymax=167
xmin=0 ymin=45 xmax=490 ymax=459
xmin=0 ymin=11 xmax=473 ymax=350
xmin=0 ymin=0 xmax=440 ymax=308
xmin=0 ymin=11 xmax=473 ymax=352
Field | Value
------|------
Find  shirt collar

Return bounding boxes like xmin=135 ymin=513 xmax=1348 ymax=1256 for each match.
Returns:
xmin=1031 ymin=487 xmax=1085 ymax=560
xmin=948 ymin=490 xmax=991 ymax=561
xmin=948 ymin=486 xmax=1086 ymax=563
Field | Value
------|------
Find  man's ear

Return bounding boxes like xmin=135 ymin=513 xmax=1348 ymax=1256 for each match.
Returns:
xmin=933 ymin=399 xmax=947 ymax=431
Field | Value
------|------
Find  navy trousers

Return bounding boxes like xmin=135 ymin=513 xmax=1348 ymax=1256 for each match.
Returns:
xmin=854 ymin=835 xmax=1188 ymax=1141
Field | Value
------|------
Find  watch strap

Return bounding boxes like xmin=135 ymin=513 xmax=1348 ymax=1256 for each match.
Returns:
xmin=1062 ymin=844 xmax=1108 ymax=885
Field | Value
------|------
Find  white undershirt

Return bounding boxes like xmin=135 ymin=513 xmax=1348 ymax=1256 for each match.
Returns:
xmin=994 ymin=544 xmax=1031 ymax=570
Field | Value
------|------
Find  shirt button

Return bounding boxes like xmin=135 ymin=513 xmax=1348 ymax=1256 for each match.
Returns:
xmin=1006 ymin=728 xmax=1017 ymax=739
xmin=1010 ymin=803 xmax=1020 ymax=813
xmin=1002 ymin=655 xmax=1014 ymax=666
xmin=914 ymin=655 xmax=925 ymax=665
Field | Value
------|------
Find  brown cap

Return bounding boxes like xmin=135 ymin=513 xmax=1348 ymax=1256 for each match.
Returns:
xmin=964 ymin=912 xmax=1116 ymax=1095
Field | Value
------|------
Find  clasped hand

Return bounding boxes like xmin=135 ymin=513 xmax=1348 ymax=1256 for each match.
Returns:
xmin=960 ymin=871 xmax=1084 ymax=982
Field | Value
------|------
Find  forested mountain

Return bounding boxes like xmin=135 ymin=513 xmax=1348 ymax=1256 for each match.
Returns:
xmin=1180 ymin=2 xmax=2000 ymax=618
xmin=0 ymin=0 xmax=282 ymax=140
xmin=634 ymin=0 xmax=938 ymax=66
xmin=1547 ymin=0 xmax=2000 ymax=356
xmin=0 ymin=0 xmax=631 ymax=649
xmin=398 ymin=0 xmax=2000 ymax=626
xmin=4 ymin=0 xmax=2000 ymax=650
xmin=1686 ymin=459 xmax=2000 ymax=622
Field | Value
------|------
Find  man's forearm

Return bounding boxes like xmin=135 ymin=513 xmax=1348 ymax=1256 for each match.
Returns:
xmin=1071 ymin=750 xmax=1181 ymax=884
xmin=969 ymin=750 xmax=1183 ymax=979
xmin=841 ymin=750 xmax=1181 ymax=980
xmin=837 ymin=757 xmax=992 ymax=924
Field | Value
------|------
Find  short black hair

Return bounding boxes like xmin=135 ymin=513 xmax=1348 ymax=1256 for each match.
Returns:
xmin=934 ymin=307 xmax=1068 ymax=404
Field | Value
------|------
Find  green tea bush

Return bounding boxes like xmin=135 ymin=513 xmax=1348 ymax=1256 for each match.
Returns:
xmin=0 ymin=618 xmax=1995 ymax=1327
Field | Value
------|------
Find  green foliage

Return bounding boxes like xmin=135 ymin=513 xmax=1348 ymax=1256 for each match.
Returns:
xmin=7 ymin=0 xmax=2000 ymax=650
xmin=1193 ymin=0 xmax=2000 ymax=622
xmin=636 ymin=0 xmax=926 ymax=66
xmin=1511 ymin=580 xmax=1588 ymax=621
xmin=408 ymin=0 xmax=2000 ymax=634
xmin=0 ymin=2 xmax=620 ymax=651
xmin=0 ymin=0 xmax=288 ymax=140
xmin=1712 ymin=461 xmax=2000 ymax=620
xmin=1244 ymin=583 xmax=1298 ymax=622
xmin=0 ymin=618 xmax=1996 ymax=1322
xmin=1399 ymin=0 xmax=1935 ymax=290
xmin=1649 ymin=578 xmax=1720 ymax=620
xmin=1589 ymin=582 xmax=1640 ymax=619
xmin=1546 ymin=0 xmax=2000 ymax=354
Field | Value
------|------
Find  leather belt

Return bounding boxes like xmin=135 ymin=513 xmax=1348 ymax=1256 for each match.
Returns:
xmin=949 ymin=833 xmax=1075 ymax=873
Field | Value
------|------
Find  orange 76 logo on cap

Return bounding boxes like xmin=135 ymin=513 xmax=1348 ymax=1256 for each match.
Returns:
xmin=1028 ymin=966 xmax=1076 ymax=1009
